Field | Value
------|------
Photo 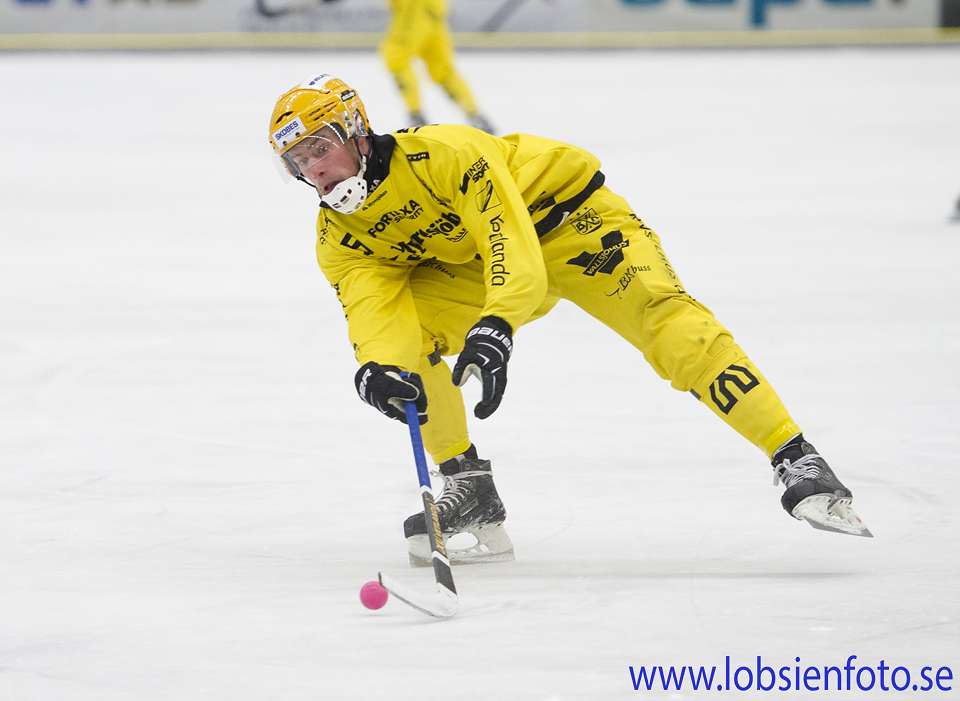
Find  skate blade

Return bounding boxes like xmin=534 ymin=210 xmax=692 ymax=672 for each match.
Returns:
xmin=793 ymin=496 xmax=874 ymax=538
xmin=408 ymin=523 xmax=515 ymax=568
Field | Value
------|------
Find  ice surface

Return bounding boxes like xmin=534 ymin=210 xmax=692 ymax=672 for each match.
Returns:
xmin=1 ymin=47 xmax=958 ymax=700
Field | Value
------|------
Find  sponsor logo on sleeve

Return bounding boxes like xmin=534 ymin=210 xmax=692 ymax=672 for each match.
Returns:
xmin=477 ymin=180 xmax=502 ymax=212
xmin=488 ymin=214 xmax=510 ymax=286
xmin=458 ymin=157 xmax=490 ymax=194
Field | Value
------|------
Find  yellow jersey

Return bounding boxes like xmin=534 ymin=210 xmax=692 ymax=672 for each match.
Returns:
xmin=316 ymin=124 xmax=603 ymax=369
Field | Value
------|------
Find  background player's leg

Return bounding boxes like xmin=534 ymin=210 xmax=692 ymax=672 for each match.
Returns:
xmin=379 ymin=0 xmax=428 ymax=125
xmin=422 ymin=34 xmax=477 ymax=116
xmin=420 ymin=22 xmax=495 ymax=133
xmin=379 ymin=39 xmax=423 ymax=123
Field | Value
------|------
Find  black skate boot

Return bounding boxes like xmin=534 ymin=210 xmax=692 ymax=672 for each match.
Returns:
xmin=772 ymin=435 xmax=872 ymax=537
xmin=403 ymin=445 xmax=514 ymax=567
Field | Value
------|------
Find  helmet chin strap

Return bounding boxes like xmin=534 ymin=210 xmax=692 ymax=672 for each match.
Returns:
xmin=320 ymin=138 xmax=368 ymax=215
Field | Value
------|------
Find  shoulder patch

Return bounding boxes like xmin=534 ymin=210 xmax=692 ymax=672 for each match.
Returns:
xmin=406 ymin=151 xmax=430 ymax=162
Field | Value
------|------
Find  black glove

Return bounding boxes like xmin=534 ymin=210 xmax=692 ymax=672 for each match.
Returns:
xmin=451 ymin=316 xmax=513 ymax=420
xmin=354 ymin=362 xmax=427 ymax=425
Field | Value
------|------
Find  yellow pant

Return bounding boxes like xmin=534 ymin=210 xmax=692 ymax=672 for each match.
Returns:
xmin=379 ymin=0 xmax=477 ymax=116
xmin=409 ymin=186 xmax=800 ymax=464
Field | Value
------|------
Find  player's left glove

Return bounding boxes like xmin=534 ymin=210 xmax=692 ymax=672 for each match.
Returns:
xmin=354 ymin=362 xmax=427 ymax=425
xmin=451 ymin=316 xmax=513 ymax=420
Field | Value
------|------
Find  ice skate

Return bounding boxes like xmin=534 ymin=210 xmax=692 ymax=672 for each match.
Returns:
xmin=772 ymin=435 xmax=873 ymax=537
xmin=404 ymin=446 xmax=514 ymax=567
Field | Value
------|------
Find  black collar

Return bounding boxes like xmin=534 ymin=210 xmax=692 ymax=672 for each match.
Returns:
xmin=364 ymin=133 xmax=396 ymax=192
xmin=314 ymin=133 xmax=396 ymax=209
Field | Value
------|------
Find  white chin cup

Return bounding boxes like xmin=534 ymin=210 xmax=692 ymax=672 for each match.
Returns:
xmin=321 ymin=153 xmax=368 ymax=215
xmin=323 ymin=176 xmax=367 ymax=214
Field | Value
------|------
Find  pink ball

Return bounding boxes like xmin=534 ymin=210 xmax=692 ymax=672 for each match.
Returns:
xmin=360 ymin=580 xmax=389 ymax=610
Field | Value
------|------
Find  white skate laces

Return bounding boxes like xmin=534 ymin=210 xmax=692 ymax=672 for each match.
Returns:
xmin=772 ymin=453 xmax=822 ymax=487
xmin=434 ymin=469 xmax=488 ymax=513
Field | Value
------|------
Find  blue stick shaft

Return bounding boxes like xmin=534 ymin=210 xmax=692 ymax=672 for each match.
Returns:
xmin=399 ymin=372 xmax=431 ymax=489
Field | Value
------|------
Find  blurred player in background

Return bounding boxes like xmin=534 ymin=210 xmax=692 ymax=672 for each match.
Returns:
xmin=268 ymin=74 xmax=872 ymax=568
xmin=380 ymin=0 xmax=495 ymax=133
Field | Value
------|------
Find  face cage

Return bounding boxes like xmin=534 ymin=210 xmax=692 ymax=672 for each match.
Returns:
xmin=272 ymin=121 xmax=350 ymax=184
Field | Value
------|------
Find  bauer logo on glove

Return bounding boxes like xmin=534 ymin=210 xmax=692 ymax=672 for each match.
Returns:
xmin=354 ymin=361 xmax=427 ymax=425
xmin=451 ymin=316 xmax=513 ymax=420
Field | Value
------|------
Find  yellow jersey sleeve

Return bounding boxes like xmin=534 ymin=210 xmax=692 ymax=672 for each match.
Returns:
xmin=415 ymin=132 xmax=550 ymax=333
xmin=316 ymin=214 xmax=423 ymax=369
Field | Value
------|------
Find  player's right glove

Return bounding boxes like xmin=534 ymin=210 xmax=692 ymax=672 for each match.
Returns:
xmin=451 ymin=315 xmax=513 ymax=420
xmin=354 ymin=362 xmax=427 ymax=425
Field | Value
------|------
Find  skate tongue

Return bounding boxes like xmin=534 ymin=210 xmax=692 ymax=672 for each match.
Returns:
xmin=793 ymin=497 xmax=874 ymax=538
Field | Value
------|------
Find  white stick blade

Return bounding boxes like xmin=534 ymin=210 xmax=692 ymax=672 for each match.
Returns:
xmin=378 ymin=572 xmax=459 ymax=619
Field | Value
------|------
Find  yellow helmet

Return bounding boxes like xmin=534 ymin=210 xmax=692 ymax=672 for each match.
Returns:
xmin=268 ymin=73 xmax=371 ymax=172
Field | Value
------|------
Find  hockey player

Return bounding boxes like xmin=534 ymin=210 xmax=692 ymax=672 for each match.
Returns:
xmin=379 ymin=0 xmax=495 ymax=133
xmin=268 ymin=74 xmax=872 ymax=567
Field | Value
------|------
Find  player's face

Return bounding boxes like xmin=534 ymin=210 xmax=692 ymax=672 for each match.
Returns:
xmin=283 ymin=126 xmax=361 ymax=196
